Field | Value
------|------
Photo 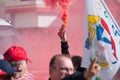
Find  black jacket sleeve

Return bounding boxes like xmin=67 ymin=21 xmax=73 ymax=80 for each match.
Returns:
xmin=61 ymin=41 xmax=70 ymax=55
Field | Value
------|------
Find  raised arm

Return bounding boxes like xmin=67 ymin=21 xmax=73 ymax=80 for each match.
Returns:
xmin=58 ymin=24 xmax=70 ymax=55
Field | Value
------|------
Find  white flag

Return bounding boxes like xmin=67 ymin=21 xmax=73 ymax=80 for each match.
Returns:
xmin=81 ymin=0 xmax=120 ymax=80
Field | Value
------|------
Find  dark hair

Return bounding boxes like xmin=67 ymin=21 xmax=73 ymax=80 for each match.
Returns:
xmin=72 ymin=55 xmax=86 ymax=72
xmin=72 ymin=55 xmax=82 ymax=69
xmin=49 ymin=54 xmax=71 ymax=67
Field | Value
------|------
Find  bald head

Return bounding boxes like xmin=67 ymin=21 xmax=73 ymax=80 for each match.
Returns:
xmin=49 ymin=54 xmax=74 ymax=80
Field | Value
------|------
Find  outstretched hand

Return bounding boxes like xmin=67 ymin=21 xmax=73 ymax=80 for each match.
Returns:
xmin=84 ymin=54 xmax=101 ymax=80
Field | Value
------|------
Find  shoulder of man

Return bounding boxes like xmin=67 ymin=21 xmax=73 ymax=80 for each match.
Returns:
xmin=62 ymin=71 xmax=87 ymax=80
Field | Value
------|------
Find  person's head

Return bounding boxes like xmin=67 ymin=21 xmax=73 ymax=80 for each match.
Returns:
xmin=10 ymin=60 xmax=27 ymax=79
xmin=0 ymin=60 xmax=20 ymax=80
xmin=71 ymin=55 xmax=82 ymax=70
xmin=3 ymin=46 xmax=30 ymax=79
xmin=72 ymin=55 xmax=86 ymax=72
xmin=49 ymin=54 xmax=75 ymax=80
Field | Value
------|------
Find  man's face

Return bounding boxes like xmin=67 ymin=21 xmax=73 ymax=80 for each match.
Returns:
xmin=11 ymin=60 xmax=27 ymax=79
xmin=50 ymin=56 xmax=74 ymax=80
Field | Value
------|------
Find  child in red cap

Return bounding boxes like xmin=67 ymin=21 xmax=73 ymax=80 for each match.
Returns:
xmin=4 ymin=46 xmax=34 ymax=80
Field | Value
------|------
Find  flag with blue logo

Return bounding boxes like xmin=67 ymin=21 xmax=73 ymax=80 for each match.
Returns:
xmin=81 ymin=0 xmax=120 ymax=80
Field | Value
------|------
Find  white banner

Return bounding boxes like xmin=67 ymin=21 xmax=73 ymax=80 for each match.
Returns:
xmin=81 ymin=0 xmax=120 ymax=80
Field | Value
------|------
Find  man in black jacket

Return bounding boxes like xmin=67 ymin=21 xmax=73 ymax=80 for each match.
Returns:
xmin=48 ymin=24 xmax=101 ymax=80
xmin=48 ymin=54 xmax=101 ymax=80
xmin=58 ymin=24 xmax=86 ymax=72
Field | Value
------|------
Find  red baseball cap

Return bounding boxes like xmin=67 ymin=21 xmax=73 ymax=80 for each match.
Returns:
xmin=4 ymin=46 xmax=31 ymax=62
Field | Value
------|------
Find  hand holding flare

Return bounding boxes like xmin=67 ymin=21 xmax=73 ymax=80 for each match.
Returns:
xmin=58 ymin=24 xmax=66 ymax=41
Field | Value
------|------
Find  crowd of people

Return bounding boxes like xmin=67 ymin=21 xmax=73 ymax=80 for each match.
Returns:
xmin=0 ymin=24 xmax=101 ymax=80
xmin=0 ymin=46 xmax=34 ymax=80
